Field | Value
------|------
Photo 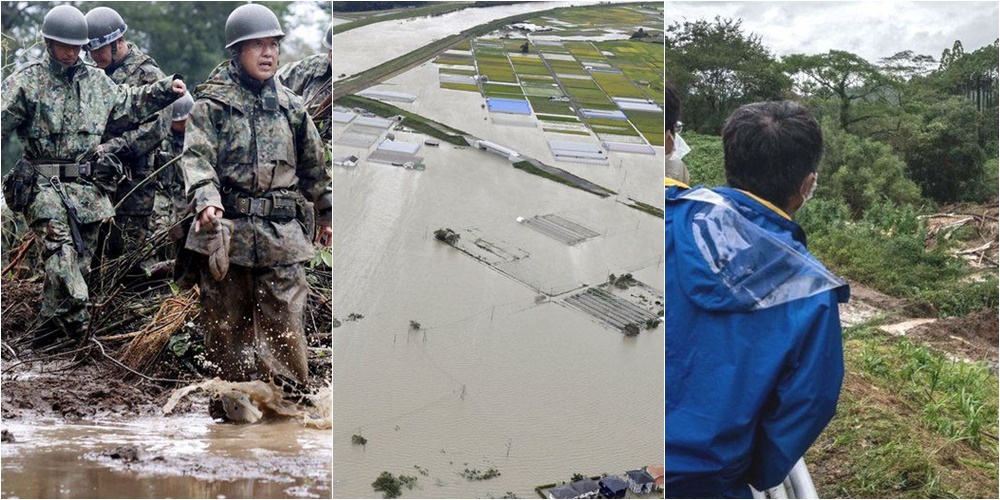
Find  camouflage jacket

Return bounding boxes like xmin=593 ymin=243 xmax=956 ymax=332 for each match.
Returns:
xmin=1 ymin=54 xmax=183 ymax=224
xmin=182 ymin=61 xmax=332 ymax=268
xmin=102 ymin=43 xmax=170 ymax=161
xmin=157 ymin=130 xmax=187 ymax=216
xmin=276 ymin=54 xmax=331 ymax=111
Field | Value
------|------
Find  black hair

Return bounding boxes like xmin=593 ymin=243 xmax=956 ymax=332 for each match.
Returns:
xmin=722 ymin=101 xmax=823 ymax=208
xmin=665 ymin=80 xmax=680 ymax=134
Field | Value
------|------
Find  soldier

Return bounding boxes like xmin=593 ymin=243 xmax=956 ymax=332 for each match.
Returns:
xmin=1 ymin=5 xmax=186 ymax=343
xmin=85 ymin=6 xmax=171 ymax=263
xmin=275 ymin=22 xmax=331 ymax=137
xmin=145 ymin=92 xmax=195 ymax=278
xmin=181 ymin=4 xmax=332 ymax=398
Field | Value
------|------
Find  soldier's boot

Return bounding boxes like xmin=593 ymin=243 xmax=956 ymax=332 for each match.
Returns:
xmin=272 ymin=373 xmax=313 ymax=407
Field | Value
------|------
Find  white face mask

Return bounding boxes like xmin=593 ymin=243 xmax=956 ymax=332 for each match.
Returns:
xmin=669 ymin=132 xmax=690 ymax=161
xmin=804 ymin=172 xmax=819 ymax=203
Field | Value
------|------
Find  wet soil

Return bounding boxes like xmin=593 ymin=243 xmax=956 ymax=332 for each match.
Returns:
xmin=908 ymin=309 xmax=999 ymax=368
xmin=2 ymin=277 xmax=332 ymax=422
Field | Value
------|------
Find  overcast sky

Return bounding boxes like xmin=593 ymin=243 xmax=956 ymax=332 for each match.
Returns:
xmin=668 ymin=1 xmax=999 ymax=63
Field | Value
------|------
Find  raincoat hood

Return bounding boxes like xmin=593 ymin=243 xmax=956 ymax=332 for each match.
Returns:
xmin=666 ymin=186 xmax=849 ymax=313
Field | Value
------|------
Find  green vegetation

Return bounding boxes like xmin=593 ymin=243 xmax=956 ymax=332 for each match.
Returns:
xmin=807 ymin=325 xmax=998 ymax=498
xmin=624 ymin=110 xmax=665 ymax=146
xmin=672 ymin=20 xmax=999 ymax=496
xmin=441 ymin=82 xmax=479 ymax=93
xmin=351 ymin=433 xmax=368 ymax=446
xmin=337 ymin=95 xmax=469 ymax=146
xmin=461 ymin=467 xmax=501 ymax=481
xmin=527 ymin=96 xmax=575 ymax=116
xmin=371 ymin=471 xmax=418 ymax=499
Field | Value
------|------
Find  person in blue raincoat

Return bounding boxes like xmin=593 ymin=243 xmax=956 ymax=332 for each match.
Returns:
xmin=665 ymin=101 xmax=850 ymax=498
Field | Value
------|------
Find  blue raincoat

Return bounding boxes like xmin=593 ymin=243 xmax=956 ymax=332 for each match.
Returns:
xmin=665 ymin=186 xmax=849 ymax=498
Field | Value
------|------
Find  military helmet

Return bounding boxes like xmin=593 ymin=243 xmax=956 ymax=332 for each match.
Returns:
xmin=171 ymin=92 xmax=195 ymax=121
xmin=41 ymin=5 xmax=91 ymax=46
xmin=225 ymin=4 xmax=285 ymax=49
xmin=85 ymin=7 xmax=128 ymax=51
xmin=323 ymin=22 xmax=332 ymax=50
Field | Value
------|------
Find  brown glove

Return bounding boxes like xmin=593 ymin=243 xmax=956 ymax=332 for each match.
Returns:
xmin=204 ymin=218 xmax=233 ymax=281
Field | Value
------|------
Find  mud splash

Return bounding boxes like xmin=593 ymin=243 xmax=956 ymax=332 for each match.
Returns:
xmin=163 ymin=378 xmax=332 ymax=429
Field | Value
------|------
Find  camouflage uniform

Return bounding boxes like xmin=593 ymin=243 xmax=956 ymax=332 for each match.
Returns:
xmin=1 ymin=53 xmax=182 ymax=332
xmin=101 ymin=43 xmax=170 ymax=259
xmin=275 ymin=53 xmax=330 ymax=110
xmin=181 ymin=61 xmax=331 ymax=386
xmin=146 ymin=129 xmax=186 ymax=266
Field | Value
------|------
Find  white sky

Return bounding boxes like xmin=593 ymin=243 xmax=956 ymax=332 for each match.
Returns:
xmin=668 ymin=1 xmax=1000 ymax=62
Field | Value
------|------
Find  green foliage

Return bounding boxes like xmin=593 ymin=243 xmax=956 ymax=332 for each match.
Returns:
xmin=783 ymin=50 xmax=893 ymax=131
xmin=902 ymin=97 xmax=988 ymax=203
xmin=818 ymin=119 xmax=923 ymax=215
xmin=678 ymin=131 xmax=725 ymax=187
xmin=665 ymin=17 xmax=789 ymax=134
xmin=461 ymin=467 xmax=501 ymax=481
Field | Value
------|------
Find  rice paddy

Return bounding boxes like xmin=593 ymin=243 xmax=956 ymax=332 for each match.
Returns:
xmin=427 ymin=3 xmax=664 ymax=146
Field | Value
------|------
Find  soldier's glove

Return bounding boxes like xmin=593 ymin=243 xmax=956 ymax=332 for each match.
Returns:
xmin=204 ymin=217 xmax=233 ymax=281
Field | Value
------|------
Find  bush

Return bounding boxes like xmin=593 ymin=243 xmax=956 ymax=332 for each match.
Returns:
xmin=819 ymin=120 xmax=923 ymax=216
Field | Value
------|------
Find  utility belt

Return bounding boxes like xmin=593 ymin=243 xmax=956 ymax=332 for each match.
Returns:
xmin=221 ymin=189 xmax=300 ymax=222
xmin=32 ymin=161 xmax=94 ymax=180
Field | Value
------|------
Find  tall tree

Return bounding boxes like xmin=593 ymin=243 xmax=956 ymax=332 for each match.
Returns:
xmin=665 ymin=17 xmax=789 ymax=134
xmin=783 ymin=50 xmax=891 ymax=131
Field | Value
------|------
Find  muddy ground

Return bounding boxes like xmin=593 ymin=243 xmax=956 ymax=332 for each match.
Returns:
xmin=1 ymin=277 xmax=333 ymax=422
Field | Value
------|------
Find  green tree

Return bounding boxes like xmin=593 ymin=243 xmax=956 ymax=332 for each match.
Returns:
xmin=665 ymin=17 xmax=789 ymax=134
xmin=902 ymin=97 xmax=987 ymax=203
xmin=817 ymin=118 xmax=922 ymax=216
xmin=783 ymin=50 xmax=892 ymax=131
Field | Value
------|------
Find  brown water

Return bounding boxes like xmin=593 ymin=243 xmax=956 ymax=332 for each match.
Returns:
xmin=331 ymin=134 xmax=664 ymax=497
xmin=332 ymin=2 xmax=596 ymax=80
xmin=1 ymin=415 xmax=331 ymax=498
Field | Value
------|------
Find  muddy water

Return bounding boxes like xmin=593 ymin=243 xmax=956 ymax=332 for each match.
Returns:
xmin=332 ymin=2 xmax=596 ymax=80
xmin=332 ymin=134 xmax=663 ymax=497
xmin=368 ymin=62 xmax=665 ymax=206
xmin=2 ymin=416 xmax=331 ymax=498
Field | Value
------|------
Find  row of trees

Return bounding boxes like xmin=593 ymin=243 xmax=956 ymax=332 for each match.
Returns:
xmin=666 ymin=17 xmax=999 ymax=205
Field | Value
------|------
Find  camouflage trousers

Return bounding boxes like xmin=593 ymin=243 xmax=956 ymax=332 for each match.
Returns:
xmin=198 ymin=262 xmax=310 ymax=386
xmin=31 ymin=217 xmax=101 ymax=333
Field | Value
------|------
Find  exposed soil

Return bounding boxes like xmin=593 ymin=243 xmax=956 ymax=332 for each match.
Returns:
xmin=908 ymin=309 xmax=999 ymax=369
xmin=1 ymin=276 xmax=333 ymax=422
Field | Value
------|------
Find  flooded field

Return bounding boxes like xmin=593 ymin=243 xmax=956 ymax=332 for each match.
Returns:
xmin=331 ymin=133 xmax=663 ymax=497
xmin=1 ymin=415 xmax=331 ymax=498
xmin=332 ymin=2 xmax=594 ymax=80
xmin=363 ymin=62 xmax=665 ymax=206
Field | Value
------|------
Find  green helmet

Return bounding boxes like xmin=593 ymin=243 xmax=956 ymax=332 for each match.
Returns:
xmin=41 ymin=5 xmax=90 ymax=46
xmin=323 ymin=22 xmax=332 ymax=50
xmin=85 ymin=7 xmax=128 ymax=51
xmin=225 ymin=4 xmax=285 ymax=49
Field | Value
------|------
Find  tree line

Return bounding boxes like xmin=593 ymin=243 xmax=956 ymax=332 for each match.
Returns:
xmin=667 ymin=17 xmax=999 ymax=206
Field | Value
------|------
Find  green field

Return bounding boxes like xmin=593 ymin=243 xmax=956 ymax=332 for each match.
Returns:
xmin=624 ymin=110 xmax=665 ymax=146
xmin=440 ymin=82 xmax=479 ymax=93
xmin=483 ymin=83 xmax=524 ymax=98
xmin=527 ymin=96 xmax=576 ymax=116
xmin=592 ymin=72 xmax=646 ymax=99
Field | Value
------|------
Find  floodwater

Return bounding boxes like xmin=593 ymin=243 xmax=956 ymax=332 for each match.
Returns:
xmin=366 ymin=62 xmax=665 ymax=206
xmin=1 ymin=415 xmax=331 ymax=498
xmin=331 ymin=130 xmax=664 ymax=497
xmin=332 ymin=1 xmax=597 ymax=80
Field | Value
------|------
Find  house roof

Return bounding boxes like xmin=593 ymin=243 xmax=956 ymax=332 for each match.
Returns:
xmin=646 ymin=465 xmax=665 ymax=486
xmin=548 ymin=485 xmax=577 ymax=499
xmin=599 ymin=475 xmax=628 ymax=492
xmin=570 ymin=479 xmax=599 ymax=494
xmin=625 ymin=469 xmax=655 ymax=483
